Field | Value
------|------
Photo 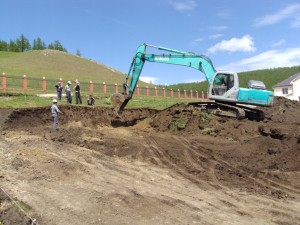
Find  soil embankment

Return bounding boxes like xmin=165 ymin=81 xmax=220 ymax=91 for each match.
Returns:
xmin=0 ymin=97 xmax=299 ymax=225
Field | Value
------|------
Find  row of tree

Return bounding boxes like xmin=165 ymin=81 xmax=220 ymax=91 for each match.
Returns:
xmin=0 ymin=34 xmax=68 ymax=52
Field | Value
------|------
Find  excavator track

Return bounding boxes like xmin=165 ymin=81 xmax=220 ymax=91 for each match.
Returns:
xmin=188 ymin=101 xmax=247 ymax=120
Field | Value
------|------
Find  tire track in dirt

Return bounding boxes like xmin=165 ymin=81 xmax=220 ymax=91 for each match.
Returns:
xmin=142 ymin=134 xmax=222 ymax=190
xmin=187 ymin=140 xmax=300 ymax=198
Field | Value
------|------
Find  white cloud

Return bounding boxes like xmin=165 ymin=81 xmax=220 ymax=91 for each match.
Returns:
xmin=168 ymin=0 xmax=196 ymax=12
xmin=291 ymin=16 xmax=300 ymax=28
xmin=209 ymin=34 xmax=223 ymax=39
xmin=139 ymin=76 xmax=158 ymax=84
xmin=208 ymin=35 xmax=256 ymax=53
xmin=218 ymin=47 xmax=300 ymax=72
xmin=210 ymin=26 xmax=229 ymax=31
xmin=271 ymin=39 xmax=286 ymax=48
xmin=190 ymin=37 xmax=203 ymax=46
xmin=254 ymin=4 xmax=300 ymax=27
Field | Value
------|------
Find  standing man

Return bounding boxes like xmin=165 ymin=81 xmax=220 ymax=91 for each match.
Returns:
xmin=65 ymin=81 xmax=72 ymax=104
xmin=51 ymin=99 xmax=63 ymax=130
xmin=74 ymin=81 xmax=82 ymax=104
xmin=55 ymin=82 xmax=62 ymax=100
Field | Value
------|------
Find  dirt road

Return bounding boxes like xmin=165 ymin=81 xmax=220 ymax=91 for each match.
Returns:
xmin=0 ymin=97 xmax=299 ymax=225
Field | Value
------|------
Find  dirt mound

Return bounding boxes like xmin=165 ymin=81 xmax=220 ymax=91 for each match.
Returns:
xmin=0 ymin=97 xmax=299 ymax=225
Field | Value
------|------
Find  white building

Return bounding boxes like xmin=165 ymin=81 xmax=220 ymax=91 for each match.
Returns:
xmin=273 ymin=73 xmax=300 ymax=101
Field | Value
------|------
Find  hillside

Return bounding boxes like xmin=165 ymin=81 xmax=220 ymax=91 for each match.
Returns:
xmin=1 ymin=50 xmax=300 ymax=91
xmin=165 ymin=65 xmax=300 ymax=92
xmin=0 ymin=50 xmax=150 ymax=87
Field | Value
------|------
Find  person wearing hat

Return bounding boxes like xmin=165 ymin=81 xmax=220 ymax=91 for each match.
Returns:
xmin=55 ymin=82 xmax=62 ymax=100
xmin=74 ymin=81 xmax=82 ymax=104
xmin=51 ymin=99 xmax=63 ymax=130
xmin=65 ymin=81 xmax=72 ymax=104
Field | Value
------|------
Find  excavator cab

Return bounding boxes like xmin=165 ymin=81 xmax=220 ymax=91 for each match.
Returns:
xmin=209 ymin=72 xmax=239 ymax=102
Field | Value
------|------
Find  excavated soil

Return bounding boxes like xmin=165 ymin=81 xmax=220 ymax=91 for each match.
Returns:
xmin=0 ymin=97 xmax=299 ymax=225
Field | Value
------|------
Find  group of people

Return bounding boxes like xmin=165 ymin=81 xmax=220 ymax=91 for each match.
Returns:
xmin=55 ymin=80 xmax=96 ymax=105
xmin=55 ymin=80 xmax=83 ymax=105
xmin=52 ymin=80 xmax=95 ymax=130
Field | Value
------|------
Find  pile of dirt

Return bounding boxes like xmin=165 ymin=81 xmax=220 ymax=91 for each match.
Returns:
xmin=0 ymin=97 xmax=299 ymax=225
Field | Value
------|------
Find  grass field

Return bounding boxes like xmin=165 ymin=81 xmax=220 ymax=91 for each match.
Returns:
xmin=0 ymin=91 xmax=194 ymax=109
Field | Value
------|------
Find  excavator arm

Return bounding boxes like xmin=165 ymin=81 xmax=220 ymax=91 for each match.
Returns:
xmin=112 ymin=43 xmax=218 ymax=115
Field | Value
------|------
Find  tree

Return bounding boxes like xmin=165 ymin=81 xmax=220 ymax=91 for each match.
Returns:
xmin=16 ymin=34 xmax=31 ymax=52
xmin=47 ymin=43 xmax=54 ymax=49
xmin=32 ymin=37 xmax=46 ymax=50
xmin=76 ymin=48 xmax=81 ymax=56
xmin=9 ymin=40 xmax=19 ymax=52
xmin=48 ymin=40 xmax=67 ymax=52
xmin=0 ymin=40 xmax=8 ymax=51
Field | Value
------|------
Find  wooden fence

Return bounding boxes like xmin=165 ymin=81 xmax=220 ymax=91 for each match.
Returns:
xmin=1 ymin=73 xmax=208 ymax=100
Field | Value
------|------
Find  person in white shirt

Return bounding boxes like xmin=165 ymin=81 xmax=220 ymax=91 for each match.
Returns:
xmin=51 ymin=99 xmax=63 ymax=130
xmin=65 ymin=81 xmax=72 ymax=104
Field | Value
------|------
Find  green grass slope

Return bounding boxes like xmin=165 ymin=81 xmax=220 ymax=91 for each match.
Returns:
xmin=0 ymin=50 xmax=150 ymax=87
xmin=165 ymin=66 xmax=300 ymax=92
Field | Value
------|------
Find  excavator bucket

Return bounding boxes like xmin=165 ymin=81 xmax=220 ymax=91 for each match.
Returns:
xmin=111 ymin=93 xmax=125 ymax=116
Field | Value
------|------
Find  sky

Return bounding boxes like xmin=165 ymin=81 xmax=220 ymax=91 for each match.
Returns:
xmin=1 ymin=0 xmax=300 ymax=85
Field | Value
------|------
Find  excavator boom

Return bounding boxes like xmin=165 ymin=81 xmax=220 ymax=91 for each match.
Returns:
xmin=114 ymin=43 xmax=217 ymax=114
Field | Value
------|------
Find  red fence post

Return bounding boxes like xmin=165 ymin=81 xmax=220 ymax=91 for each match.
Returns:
xmin=196 ymin=91 xmax=198 ymax=99
xmin=23 ymin=75 xmax=27 ymax=91
xmin=42 ymin=77 xmax=46 ymax=92
xmin=170 ymin=89 xmax=173 ymax=97
xmin=206 ymin=92 xmax=209 ymax=99
xmin=184 ymin=90 xmax=187 ymax=99
xmin=201 ymin=91 xmax=204 ymax=99
xmin=177 ymin=89 xmax=180 ymax=99
xmin=2 ymin=73 xmax=6 ymax=90
xmin=102 ymin=82 xmax=106 ymax=94
xmin=163 ymin=88 xmax=166 ymax=97
xmin=190 ymin=90 xmax=193 ymax=99
xmin=89 ymin=81 xmax=94 ymax=94
xmin=146 ymin=86 xmax=149 ymax=96
xmin=136 ymin=85 xmax=140 ymax=96
xmin=155 ymin=87 xmax=158 ymax=96
xmin=114 ymin=83 xmax=118 ymax=93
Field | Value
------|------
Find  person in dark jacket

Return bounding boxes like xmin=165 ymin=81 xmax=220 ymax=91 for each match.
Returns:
xmin=87 ymin=95 xmax=95 ymax=105
xmin=55 ymin=82 xmax=62 ymax=100
xmin=74 ymin=82 xmax=82 ymax=104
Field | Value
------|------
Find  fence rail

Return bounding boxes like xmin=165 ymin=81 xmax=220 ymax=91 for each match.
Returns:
xmin=1 ymin=72 xmax=208 ymax=100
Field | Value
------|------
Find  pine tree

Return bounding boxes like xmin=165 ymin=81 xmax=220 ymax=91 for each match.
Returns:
xmin=0 ymin=40 xmax=8 ymax=51
xmin=16 ymin=34 xmax=31 ymax=52
xmin=47 ymin=43 xmax=54 ymax=49
xmin=48 ymin=40 xmax=67 ymax=52
xmin=32 ymin=37 xmax=46 ymax=50
xmin=9 ymin=40 xmax=19 ymax=52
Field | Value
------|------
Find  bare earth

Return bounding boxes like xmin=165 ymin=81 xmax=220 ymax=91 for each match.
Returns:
xmin=0 ymin=97 xmax=299 ymax=225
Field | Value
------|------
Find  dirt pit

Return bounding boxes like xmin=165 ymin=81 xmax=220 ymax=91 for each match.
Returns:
xmin=0 ymin=97 xmax=299 ymax=225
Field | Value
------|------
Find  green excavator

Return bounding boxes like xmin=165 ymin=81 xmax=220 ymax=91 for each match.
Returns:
xmin=111 ymin=43 xmax=273 ymax=121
